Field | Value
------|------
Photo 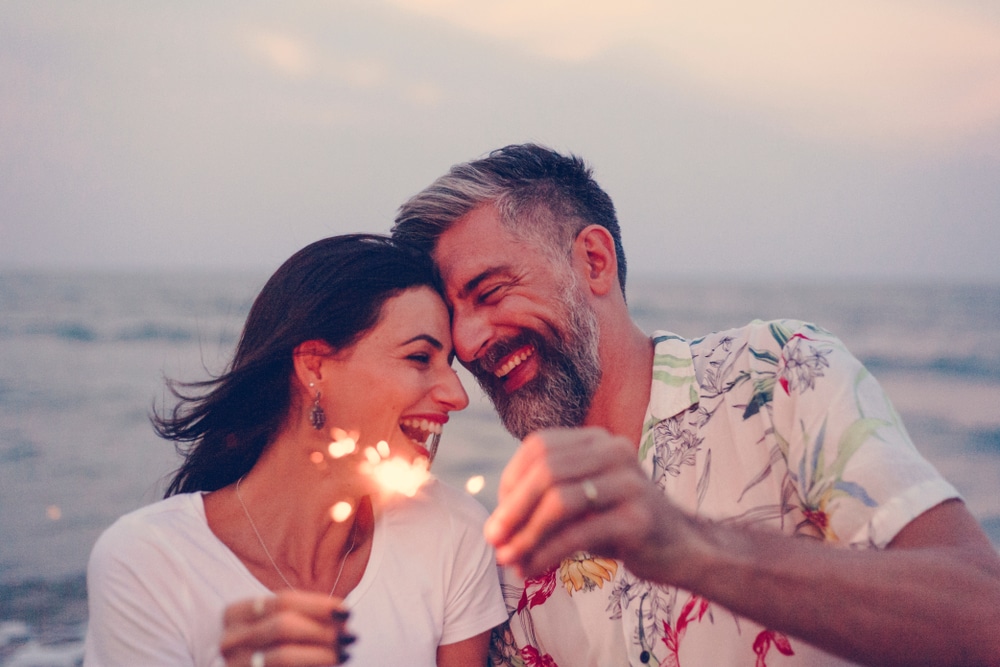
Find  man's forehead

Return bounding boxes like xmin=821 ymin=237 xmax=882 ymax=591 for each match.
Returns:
xmin=431 ymin=207 xmax=517 ymax=293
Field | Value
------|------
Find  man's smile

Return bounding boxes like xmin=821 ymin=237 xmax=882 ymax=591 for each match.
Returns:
xmin=494 ymin=344 xmax=536 ymax=378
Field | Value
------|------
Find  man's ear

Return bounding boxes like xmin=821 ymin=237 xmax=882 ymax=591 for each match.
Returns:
xmin=573 ymin=225 xmax=619 ymax=297
xmin=292 ymin=339 xmax=335 ymax=387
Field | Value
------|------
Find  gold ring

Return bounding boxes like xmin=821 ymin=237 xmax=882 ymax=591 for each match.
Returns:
xmin=581 ymin=478 xmax=599 ymax=506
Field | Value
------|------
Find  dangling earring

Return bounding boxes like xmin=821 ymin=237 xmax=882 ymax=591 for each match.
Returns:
xmin=309 ymin=383 xmax=326 ymax=431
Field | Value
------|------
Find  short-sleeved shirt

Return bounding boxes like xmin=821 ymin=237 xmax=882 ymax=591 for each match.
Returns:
xmin=491 ymin=320 xmax=959 ymax=666
xmin=85 ymin=479 xmax=507 ymax=666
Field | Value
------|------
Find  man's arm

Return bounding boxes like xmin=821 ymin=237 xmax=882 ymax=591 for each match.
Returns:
xmin=484 ymin=428 xmax=1000 ymax=667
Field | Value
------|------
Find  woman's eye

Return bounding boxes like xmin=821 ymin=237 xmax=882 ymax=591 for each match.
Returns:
xmin=408 ymin=353 xmax=431 ymax=364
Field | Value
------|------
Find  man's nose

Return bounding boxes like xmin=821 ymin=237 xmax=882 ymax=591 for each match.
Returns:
xmin=451 ymin=308 xmax=492 ymax=364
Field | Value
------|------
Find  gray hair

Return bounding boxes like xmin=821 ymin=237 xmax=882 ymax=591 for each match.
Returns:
xmin=392 ymin=144 xmax=627 ymax=295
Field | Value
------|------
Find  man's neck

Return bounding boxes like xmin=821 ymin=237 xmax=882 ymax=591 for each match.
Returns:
xmin=584 ymin=320 xmax=655 ymax=447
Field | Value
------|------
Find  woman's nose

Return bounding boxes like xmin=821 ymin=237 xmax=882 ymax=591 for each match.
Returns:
xmin=436 ymin=366 xmax=470 ymax=412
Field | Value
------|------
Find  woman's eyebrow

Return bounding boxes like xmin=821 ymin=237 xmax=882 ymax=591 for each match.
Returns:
xmin=401 ymin=334 xmax=443 ymax=350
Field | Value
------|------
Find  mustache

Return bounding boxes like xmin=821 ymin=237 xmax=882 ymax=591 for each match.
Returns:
xmin=468 ymin=331 xmax=540 ymax=380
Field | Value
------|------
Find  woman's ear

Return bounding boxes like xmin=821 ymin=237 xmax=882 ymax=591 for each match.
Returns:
xmin=292 ymin=339 xmax=335 ymax=387
xmin=572 ymin=225 xmax=619 ymax=297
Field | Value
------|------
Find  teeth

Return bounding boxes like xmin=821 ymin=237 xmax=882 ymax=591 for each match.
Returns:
xmin=399 ymin=418 xmax=443 ymax=444
xmin=495 ymin=347 xmax=535 ymax=378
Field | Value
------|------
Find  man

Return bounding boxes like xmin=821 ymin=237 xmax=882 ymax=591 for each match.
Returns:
xmin=391 ymin=144 xmax=1000 ymax=666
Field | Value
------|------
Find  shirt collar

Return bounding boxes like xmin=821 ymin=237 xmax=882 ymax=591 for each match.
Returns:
xmin=646 ymin=331 xmax=698 ymax=422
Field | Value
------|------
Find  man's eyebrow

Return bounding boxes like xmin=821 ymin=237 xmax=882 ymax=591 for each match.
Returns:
xmin=401 ymin=334 xmax=443 ymax=350
xmin=456 ymin=267 xmax=509 ymax=300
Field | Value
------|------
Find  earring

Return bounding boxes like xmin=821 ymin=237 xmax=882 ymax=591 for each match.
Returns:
xmin=309 ymin=383 xmax=326 ymax=431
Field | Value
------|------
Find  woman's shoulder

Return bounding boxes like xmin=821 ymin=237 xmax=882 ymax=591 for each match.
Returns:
xmin=90 ymin=493 xmax=208 ymax=561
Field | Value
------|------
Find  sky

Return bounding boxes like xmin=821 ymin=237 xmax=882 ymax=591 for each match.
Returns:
xmin=2 ymin=0 xmax=999 ymax=281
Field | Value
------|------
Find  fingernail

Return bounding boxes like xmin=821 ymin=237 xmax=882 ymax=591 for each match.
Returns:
xmin=331 ymin=608 xmax=350 ymax=622
xmin=338 ymin=633 xmax=357 ymax=646
xmin=337 ymin=649 xmax=351 ymax=664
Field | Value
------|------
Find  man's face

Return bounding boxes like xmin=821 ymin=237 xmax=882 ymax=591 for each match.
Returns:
xmin=432 ymin=204 xmax=602 ymax=439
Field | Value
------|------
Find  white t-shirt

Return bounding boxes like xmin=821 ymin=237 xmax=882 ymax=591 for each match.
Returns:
xmin=85 ymin=479 xmax=507 ymax=666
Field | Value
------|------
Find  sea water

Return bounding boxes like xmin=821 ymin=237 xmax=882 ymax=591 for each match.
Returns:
xmin=1 ymin=272 xmax=998 ymax=666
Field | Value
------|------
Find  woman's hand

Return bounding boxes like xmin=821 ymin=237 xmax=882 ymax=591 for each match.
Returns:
xmin=221 ymin=591 xmax=356 ymax=666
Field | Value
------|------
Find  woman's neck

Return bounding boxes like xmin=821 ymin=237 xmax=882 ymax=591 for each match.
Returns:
xmin=205 ymin=430 xmax=374 ymax=595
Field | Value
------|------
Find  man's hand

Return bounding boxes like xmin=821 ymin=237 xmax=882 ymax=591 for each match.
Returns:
xmin=483 ymin=426 xmax=698 ymax=582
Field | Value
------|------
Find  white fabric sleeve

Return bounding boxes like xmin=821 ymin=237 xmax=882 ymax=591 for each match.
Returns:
xmin=438 ymin=493 xmax=508 ymax=646
xmin=83 ymin=518 xmax=199 ymax=667
xmin=764 ymin=320 xmax=960 ymax=549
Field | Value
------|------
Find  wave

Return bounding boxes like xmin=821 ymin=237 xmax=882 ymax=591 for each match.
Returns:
xmin=27 ymin=324 xmax=97 ymax=343
xmin=114 ymin=324 xmax=195 ymax=343
xmin=9 ymin=323 xmax=235 ymax=345
xmin=860 ymin=354 xmax=1000 ymax=382
xmin=0 ymin=575 xmax=86 ymax=667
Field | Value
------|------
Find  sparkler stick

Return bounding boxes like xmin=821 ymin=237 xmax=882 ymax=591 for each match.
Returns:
xmin=427 ymin=431 xmax=441 ymax=466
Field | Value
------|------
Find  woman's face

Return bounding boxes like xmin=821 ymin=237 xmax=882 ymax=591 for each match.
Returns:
xmin=320 ymin=285 xmax=469 ymax=462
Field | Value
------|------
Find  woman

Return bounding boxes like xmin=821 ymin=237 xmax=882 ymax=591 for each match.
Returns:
xmin=84 ymin=235 xmax=508 ymax=666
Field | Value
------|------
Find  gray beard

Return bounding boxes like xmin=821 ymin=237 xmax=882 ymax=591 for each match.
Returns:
xmin=472 ymin=283 xmax=602 ymax=440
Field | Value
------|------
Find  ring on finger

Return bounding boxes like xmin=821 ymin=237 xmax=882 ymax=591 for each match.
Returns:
xmin=581 ymin=478 xmax=599 ymax=507
xmin=251 ymin=650 xmax=266 ymax=667
xmin=253 ymin=597 xmax=267 ymax=618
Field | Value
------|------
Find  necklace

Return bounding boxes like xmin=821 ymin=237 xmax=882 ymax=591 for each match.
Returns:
xmin=235 ymin=475 xmax=358 ymax=597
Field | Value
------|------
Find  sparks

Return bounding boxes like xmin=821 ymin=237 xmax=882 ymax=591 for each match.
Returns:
xmin=369 ymin=456 xmax=430 ymax=498
xmin=465 ymin=475 xmax=485 ymax=495
xmin=328 ymin=429 xmax=358 ymax=459
xmin=330 ymin=500 xmax=353 ymax=523
xmin=323 ymin=425 xmax=433 ymax=499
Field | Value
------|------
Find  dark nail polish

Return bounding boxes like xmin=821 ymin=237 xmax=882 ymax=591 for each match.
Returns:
xmin=331 ymin=608 xmax=350 ymax=622
xmin=338 ymin=633 xmax=357 ymax=646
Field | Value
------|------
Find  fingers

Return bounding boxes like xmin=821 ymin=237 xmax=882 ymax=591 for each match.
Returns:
xmin=485 ymin=427 xmax=662 ymax=577
xmin=486 ymin=428 xmax=630 ymax=546
xmin=493 ymin=467 xmax=639 ymax=570
xmin=222 ymin=592 xmax=356 ymax=666
xmin=225 ymin=590 xmax=348 ymax=627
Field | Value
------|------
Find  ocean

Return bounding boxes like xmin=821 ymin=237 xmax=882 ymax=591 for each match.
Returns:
xmin=1 ymin=272 xmax=998 ymax=666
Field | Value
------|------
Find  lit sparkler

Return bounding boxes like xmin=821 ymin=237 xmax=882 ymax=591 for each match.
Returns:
xmin=324 ymin=426 xmax=434 ymax=499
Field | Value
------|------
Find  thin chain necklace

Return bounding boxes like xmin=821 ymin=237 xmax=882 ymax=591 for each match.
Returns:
xmin=235 ymin=475 xmax=358 ymax=597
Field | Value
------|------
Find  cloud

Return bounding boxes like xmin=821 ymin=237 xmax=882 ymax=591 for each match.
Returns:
xmin=386 ymin=0 xmax=1000 ymax=148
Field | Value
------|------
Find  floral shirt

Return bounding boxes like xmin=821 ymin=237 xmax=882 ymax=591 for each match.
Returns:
xmin=490 ymin=320 xmax=960 ymax=667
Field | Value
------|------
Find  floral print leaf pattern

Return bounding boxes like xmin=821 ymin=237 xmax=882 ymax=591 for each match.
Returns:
xmin=652 ymin=416 xmax=703 ymax=485
xmin=559 ymin=555 xmax=618 ymax=595
xmin=738 ymin=444 xmax=788 ymax=502
xmin=519 ymin=646 xmax=558 ymax=667
xmin=516 ymin=569 xmax=557 ymax=613
xmin=752 ymin=629 xmax=795 ymax=667
xmin=660 ymin=595 xmax=710 ymax=667
xmin=831 ymin=417 xmax=890 ymax=480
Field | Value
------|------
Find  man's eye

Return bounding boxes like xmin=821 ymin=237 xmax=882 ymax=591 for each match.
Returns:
xmin=478 ymin=286 xmax=502 ymax=304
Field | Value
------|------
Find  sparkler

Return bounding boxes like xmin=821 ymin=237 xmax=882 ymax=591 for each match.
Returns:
xmin=323 ymin=425 xmax=481 ymax=506
xmin=325 ymin=427 xmax=432 ymax=499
